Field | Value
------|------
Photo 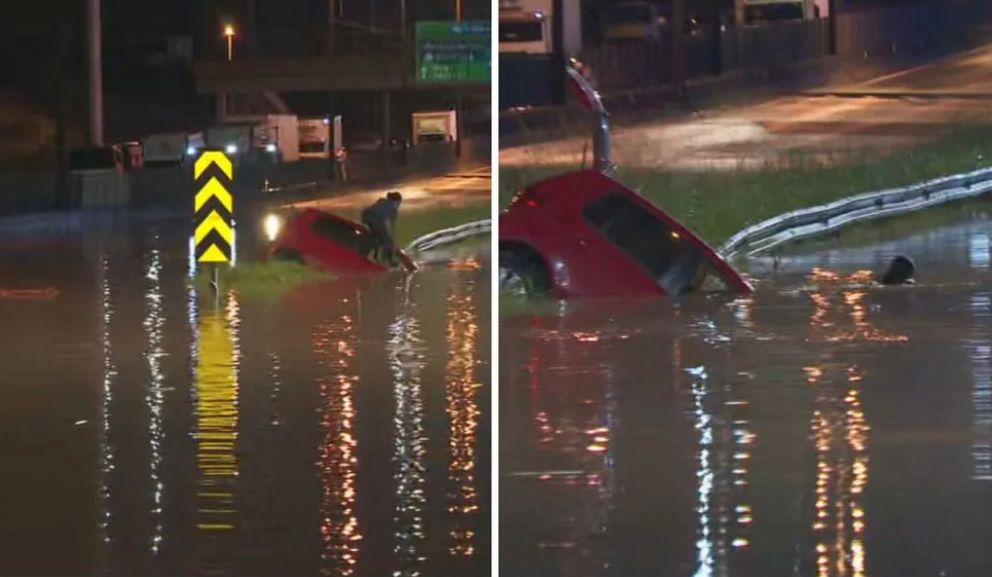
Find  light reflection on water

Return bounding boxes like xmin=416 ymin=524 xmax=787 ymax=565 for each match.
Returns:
xmin=314 ymin=304 xmax=362 ymax=576
xmin=446 ymin=283 xmax=482 ymax=557
xmin=194 ymin=291 xmax=241 ymax=573
xmin=502 ymin=216 xmax=992 ymax=577
xmin=389 ymin=295 xmax=428 ymax=577
xmin=143 ymin=241 xmax=166 ymax=555
xmin=0 ymin=222 xmax=488 ymax=577
xmin=99 ymin=253 xmax=116 ymax=558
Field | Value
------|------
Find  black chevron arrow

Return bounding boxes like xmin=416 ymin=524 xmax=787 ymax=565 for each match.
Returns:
xmin=193 ymin=163 xmax=233 ymax=188
xmin=194 ymin=196 xmax=234 ymax=225
xmin=195 ymin=229 xmax=233 ymax=260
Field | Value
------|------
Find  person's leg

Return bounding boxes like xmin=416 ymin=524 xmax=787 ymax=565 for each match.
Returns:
xmin=367 ymin=220 xmax=392 ymax=263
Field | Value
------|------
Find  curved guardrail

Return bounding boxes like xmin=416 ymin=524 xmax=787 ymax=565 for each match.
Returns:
xmin=720 ymin=167 xmax=992 ymax=259
xmin=405 ymin=219 xmax=491 ymax=254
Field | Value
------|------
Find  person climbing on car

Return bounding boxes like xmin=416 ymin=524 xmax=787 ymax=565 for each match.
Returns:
xmin=361 ymin=191 xmax=416 ymax=272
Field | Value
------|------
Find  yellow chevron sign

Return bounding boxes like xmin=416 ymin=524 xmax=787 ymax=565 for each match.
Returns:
xmin=193 ymin=151 xmax=234 ymax=264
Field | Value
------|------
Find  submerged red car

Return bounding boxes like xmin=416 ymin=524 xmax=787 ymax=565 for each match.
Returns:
xmin=265 ymin=207 xmax=387 ymax=273
xmin=499 ymin=59 xmax=752 ymax=299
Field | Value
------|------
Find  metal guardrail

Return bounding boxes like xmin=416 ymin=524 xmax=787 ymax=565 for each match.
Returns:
xmin=405 ymin=219 xmax=491 ymax=254
xmin=720 ymin=167 xmax=992 ymax=259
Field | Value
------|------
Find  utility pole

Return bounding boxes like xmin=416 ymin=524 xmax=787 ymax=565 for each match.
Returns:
xmin=53 ymin=3 xmax=69 ymax=208
xmin=327 ymin=0 xmax=336 ymax=56
xmin=828 ymin=0 xmax=838 ymax=55
xmin=455 ymin=1 xmax=464 ymax=159
xmin=87 ymin=0 xmax=104 ymax=146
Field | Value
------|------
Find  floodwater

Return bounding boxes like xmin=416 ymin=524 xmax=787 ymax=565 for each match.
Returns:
xmin=501 ymin=214 xmax=992 ymax=576
xmin=0 ymin=214 xmax=490 ymax=577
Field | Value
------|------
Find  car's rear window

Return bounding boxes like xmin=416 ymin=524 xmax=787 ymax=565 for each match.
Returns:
xmin=311 ymin=216 xmax=371 ymax=253
xmin=583 ymin=193 xmax=726 ymax=294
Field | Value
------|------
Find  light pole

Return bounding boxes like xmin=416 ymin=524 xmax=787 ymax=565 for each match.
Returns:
xmin=224 ymin=24 xmax=236 ymax=62
xmin=87 ymin=0 xmax=104 ymax=146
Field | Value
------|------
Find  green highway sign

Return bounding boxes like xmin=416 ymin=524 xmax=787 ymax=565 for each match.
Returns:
xmin=415 ymin=21 xmax=491 ymax=84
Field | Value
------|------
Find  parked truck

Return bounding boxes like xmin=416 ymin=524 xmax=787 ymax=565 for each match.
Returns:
xmin=208 ymin=114 xmax=300 ymax=164
xmin=412 ymin=111 xmax=458 ymax=144
xmin=498 ymin=0 xmax=581 ymax=56
xmin=298 ymin=117 xmax=331 ymax=159
xmin=141 ymin=131 xmax=204 ymax=166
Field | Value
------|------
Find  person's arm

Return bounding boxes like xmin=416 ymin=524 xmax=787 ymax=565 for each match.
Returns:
xmin=396 ymin=248 xmax=417 ymax=272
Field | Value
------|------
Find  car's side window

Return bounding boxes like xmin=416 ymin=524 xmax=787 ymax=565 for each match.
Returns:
xmin=582 ymin=193 xmax=710 ymax=295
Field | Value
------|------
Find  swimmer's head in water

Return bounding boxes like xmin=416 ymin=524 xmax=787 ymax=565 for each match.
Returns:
xmin=879 ymin=255 xmax=916 ymax=285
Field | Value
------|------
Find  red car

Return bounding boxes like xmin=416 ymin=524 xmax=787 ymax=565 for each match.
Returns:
xmin=499 ymin=169 xmax=753 ymax=298
xmin=266 ymin=207 xmax=387 ymax=274
xmin=499 ymin=58 xmax=751 ymax=299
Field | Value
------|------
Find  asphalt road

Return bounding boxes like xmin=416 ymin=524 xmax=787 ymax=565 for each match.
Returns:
xmin=500 ymin=43 xmax=992 ymax=171
xmin=289 ymin=164 xmax=492 ymax=213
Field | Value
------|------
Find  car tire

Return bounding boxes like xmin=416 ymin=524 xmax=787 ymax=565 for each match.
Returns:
xmin=272 ymin=248 xmax=304 ymax=264
xmin=499 ymin=248 xmax=550 ymax=297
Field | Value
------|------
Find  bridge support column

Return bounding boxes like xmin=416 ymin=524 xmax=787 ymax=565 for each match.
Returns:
xmin=216 ymin=93 xmax=228 ymax=123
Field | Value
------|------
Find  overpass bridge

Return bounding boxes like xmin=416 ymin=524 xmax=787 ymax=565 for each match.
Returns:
xmin=192 ymin=26 xmax=490 ymax=150
xmin=194 ymin=54 xmax=489 ymax=95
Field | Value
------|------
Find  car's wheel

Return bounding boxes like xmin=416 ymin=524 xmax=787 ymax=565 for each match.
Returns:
xmin=499 ymin=249 xmax=550 ymax=297
xmin=272 ymin=248 xmax=304 ymax=264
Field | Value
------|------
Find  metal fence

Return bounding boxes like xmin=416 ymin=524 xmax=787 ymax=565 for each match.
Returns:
xmin=500 ymin=0 xmax=992 ymax=111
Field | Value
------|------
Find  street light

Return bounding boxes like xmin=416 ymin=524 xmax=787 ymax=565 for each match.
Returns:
xmin=223 ymin=24 xmax=236 ymax=62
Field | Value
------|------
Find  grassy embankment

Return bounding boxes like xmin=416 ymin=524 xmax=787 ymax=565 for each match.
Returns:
xmin=501 ymin=125 xmax=992 ymax=247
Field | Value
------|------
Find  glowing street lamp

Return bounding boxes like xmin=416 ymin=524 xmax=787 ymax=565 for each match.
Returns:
xmin=223 ymin=24 xmax=236 ymax=62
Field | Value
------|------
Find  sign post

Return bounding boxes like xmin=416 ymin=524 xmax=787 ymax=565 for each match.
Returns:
xmin=193 ymin=151 xmax=235 ymax=295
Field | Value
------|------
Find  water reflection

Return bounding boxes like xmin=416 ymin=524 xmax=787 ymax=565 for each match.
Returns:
xmin=194 ymin=292 xmax=241 ymax=570
xmin=1 ymin=221 xmax=488 ymax=576
xmin=143 ymin=242 xmax=166 ymax=554
xmin=446 ymin=284 xmax=481 ymax=557
xmin=966 ymin=292 xmax=992 ymax=481
xmin=680 ymin=314 xmax=755 ymax=577
xmin=389 ymin=295 xmax=428 ymax=576
xmin=99 ymin=254 xmax=116 ymax=558
xmin=804 ymin=365 xmax=870 ymax=577
xmin=496 ymin=213 xmax=992 ymax=577
xmin=314 ymin=305 xmax=362 ymax=576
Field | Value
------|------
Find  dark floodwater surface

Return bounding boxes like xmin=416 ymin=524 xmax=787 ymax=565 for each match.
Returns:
xmin=0 ymin=216 xmax=490 ymax=577
xmin=501 ymin=216 xmax=992 ymax=577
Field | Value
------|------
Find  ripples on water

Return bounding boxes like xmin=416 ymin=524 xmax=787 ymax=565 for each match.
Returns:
xmin=501 ymin=217 xmax=992 ymax=577
xmin=0 ymin=224 xmax=490 ymax=577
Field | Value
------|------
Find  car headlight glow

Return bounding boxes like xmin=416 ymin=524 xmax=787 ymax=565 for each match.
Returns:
xmin=264 ymin=213 xmax=283 ymax=242
xmin=186 ymin=146 xmax=197 ymax=156
xmin=225 ymin=143 xmax=238 ymax=155
xmin=266 ymin=143 xmax=278 ymax=153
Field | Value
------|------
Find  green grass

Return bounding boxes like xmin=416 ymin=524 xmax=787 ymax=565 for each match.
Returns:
xmin=501 ymin=124 xmax=992 ymax=247
xmin=191 ymin=260 xmax=332 ymax=300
